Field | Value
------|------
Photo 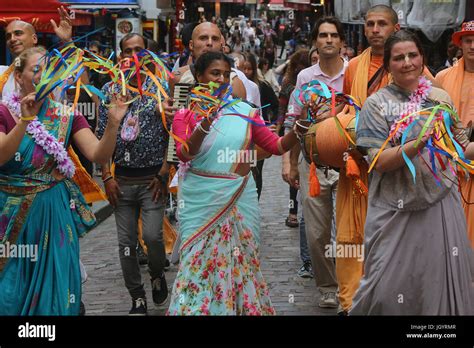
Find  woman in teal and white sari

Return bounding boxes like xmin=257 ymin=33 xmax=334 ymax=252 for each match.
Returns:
xmin=168 ymin=51 xmax=306 ymax=315
xmin=0 ymin=47 xmax=130 ymax=315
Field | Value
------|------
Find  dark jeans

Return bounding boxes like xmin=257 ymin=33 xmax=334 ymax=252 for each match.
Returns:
xmin=289 ymin=185 xmax=298 ymax=215
xmin=114 ymin=179 xmax=166 ymax=299
xmin=299 ymin=215 xmax=311 ymax=264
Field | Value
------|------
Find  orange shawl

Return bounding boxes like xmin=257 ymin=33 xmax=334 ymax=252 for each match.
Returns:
xmin=434 ymin=58 xmax=474 ymax=248
xmin=335 ymin=48 xmax=384 ymax=244
xmin=68 ymin=147 xmax=107 ymax=204
xmin=0 ymin=65 xmax=14 ymax=97
xmin=350 ymin=48 xmax=391 ymax=105
xmin=435 ymin=58 xmax=466 ymax=122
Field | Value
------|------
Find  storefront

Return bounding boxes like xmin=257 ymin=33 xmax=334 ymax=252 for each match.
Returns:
xmin=62 ymin=0 xmax=140 ymax=56
xmin=139 ymin=0 xmax=174 ymax=53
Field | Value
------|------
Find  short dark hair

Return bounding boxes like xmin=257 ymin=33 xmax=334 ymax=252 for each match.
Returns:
xmin=383 ymin=30 xmax=425 ymax=71
xmin=194 ymin=51 xmax=234 ymax=78
xmin=366 ymin=5 xmax=399 ymax=25
xmin=119 ymin=33 xmax=146 ymax=52
xmin=310 ymin=16 xmax=345 ymax=43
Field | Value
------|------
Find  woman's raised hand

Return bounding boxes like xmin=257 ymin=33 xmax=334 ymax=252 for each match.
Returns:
xmin=20 ymin=92 xmax=42 ymax=121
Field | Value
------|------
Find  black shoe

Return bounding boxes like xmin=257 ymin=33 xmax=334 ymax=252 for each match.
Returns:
xmin=164 ymin=258 xmax=170 ymax=271
xmin=79 ymin=301 xmax=86 ymax=316
xmin=129 ymin=297 xmax=147 ymax=316
xmin=151 ymin=273 xmax=168 ymax=306
xmin=297 ymin=262 xmax=314 ymax=278
xmin=337 ymin=304 xmax=348 ymax=316
xmin=137 ymin=245 xmax=148 ymax=265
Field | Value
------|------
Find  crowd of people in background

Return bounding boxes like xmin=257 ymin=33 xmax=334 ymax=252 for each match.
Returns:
xmin=170 ymin=6 xmax=473 ymax=316
xmin=0 ymin=4 xmax=472 ymax=317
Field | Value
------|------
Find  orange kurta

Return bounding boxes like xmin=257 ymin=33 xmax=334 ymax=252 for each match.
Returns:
xmin=435 ymin=59 xmax=474 ymax=248
xmin=343 ymin=53 xmax=385 ymax=96
xmin=336 ymin=49 xmax=388 ymax=311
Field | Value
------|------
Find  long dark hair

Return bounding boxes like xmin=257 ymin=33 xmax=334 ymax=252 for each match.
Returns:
xmin=243 ymin=52 xmax=259 ymax=85
xmin=284 ymin=49 xmax=310 ymax=86
xmin=383 ymin=30 xmax=426 ymax=72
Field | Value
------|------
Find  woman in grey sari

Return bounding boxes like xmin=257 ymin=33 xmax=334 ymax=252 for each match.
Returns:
xmin=352 ymin=30 xmax=474 ymax=315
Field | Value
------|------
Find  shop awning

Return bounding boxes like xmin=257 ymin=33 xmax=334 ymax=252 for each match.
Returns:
xmin=61 ymin=0 xmax=139 ymax=9
xmin=284 ymin=0 xmax=311 ymax=11
xmin=0 ymin=0 xmax=92 ymax=33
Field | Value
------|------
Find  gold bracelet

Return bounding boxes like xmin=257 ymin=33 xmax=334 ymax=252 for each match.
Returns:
xmin=21 ymin=115 xmax=36 ymax=121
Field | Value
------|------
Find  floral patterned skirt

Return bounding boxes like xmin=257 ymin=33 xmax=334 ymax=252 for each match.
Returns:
xmin=167 ymin=207 xmax=275 ymax=315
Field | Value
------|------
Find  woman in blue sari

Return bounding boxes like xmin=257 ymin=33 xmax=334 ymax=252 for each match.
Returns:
xmin=168 ymin=52 xmax=306 ymax=315
xmin=0 ymin=47 xmax=129 ymax=315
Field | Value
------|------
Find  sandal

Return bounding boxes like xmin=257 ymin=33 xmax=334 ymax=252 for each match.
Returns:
xmin=285 ymin=215 xmax=299 ymax=228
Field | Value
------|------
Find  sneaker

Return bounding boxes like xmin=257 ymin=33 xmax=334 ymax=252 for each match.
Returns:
xmin=297 ymin=262 xmax=313 ymax=278
xmin=285 ymin=215 xmax=299 ymax=228
xmin=164 ymin=258 xmax=170 ymax=271
xmin=129 ymin=297 xmax=147 ymax=316
xmin=151 ymin=273 xmax=168 ymax=306
xmin=318 ymin=291 xmax=338 ymax=308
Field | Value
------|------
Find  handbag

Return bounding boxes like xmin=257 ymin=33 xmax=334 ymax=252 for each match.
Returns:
xmin=121 ymin=112 xmax=140 ymax=141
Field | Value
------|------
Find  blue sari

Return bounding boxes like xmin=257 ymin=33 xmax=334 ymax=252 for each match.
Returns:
xmin=0 ymin=100 xmax=95 ymax=315
xmin=168 ymin=101 xmax=275 ymax=315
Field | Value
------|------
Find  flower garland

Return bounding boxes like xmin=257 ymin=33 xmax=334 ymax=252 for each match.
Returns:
xmin=2 ymin=93 xmax=21 ymax=118
xmin=26 ymin=120 xmax=75 ymax=178
xmin=390 ymin=76 xmax=432 ymax=141
xmin=4 ymin=93 xmax=75 ymax=178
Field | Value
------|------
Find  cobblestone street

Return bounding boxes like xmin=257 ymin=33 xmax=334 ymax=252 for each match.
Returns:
xmin=80 ymin=156 xmax=337 ymax=315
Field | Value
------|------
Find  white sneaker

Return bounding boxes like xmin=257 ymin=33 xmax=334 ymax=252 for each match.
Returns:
xmin=319 ymin=292 xmax=338 ymax=308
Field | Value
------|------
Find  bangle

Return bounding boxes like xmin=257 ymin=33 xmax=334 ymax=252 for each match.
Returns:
xmin=102 ymin=175 xmax=113 ymax=183
xmin=101 ymin=171 xmax=112 ymax=180
xmin=292 ymin=123 xmax=304 ymax=140
xmin=21 ymin=115 xmax=36 ymax=122
xmin=197 ymin=123 xmax=210 ymax=134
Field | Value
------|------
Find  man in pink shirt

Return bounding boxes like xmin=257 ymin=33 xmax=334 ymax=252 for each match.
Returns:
xmin=282 ymin=16 xmax=347 ymax=309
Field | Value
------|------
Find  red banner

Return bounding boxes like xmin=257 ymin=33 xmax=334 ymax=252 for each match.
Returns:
xmin=0 ymin=0 xmax=91 ymax=33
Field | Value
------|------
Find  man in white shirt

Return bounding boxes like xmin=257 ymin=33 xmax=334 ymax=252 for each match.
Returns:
xmin=242 ymin=22 xmax=256 ymax=46
xmin=171 ymin=22 xmax=247 ymax=100
xmin=283 ymin=16 xmax=348 ymax=310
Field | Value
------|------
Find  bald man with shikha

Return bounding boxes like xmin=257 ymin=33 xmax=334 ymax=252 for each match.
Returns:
xmin=1 ymin=7 xmax=73 ymax=100
xmin=169 ymin=22 xmax=247 ymax=100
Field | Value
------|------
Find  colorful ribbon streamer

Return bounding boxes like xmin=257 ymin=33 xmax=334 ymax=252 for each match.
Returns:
xmin=368 ymin=103 xmax=474 ymax=183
